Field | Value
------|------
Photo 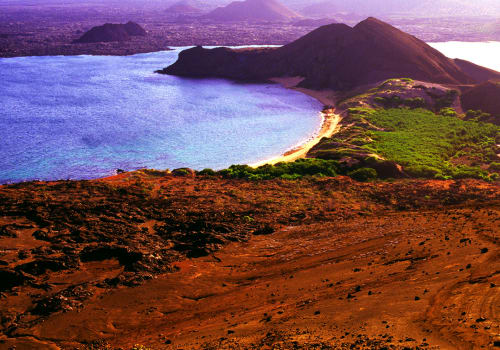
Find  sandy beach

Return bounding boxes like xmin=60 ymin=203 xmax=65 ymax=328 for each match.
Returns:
xmin=251 ymin=77 xmax=342 ymax=167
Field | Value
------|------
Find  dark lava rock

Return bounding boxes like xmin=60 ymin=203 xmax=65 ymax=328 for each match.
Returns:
xmin=253 ymin=224 xmax=275 ymax=236
xmin=80 ymin=245 xmax=142 ymax=270
xmin=31 ymin=284 xmax=93 ymax=316
xmin=0 ymin=225 xmax=18 ymax=238
xmin=15 ymin=257 xmax=76 ymax=276
xmin=0 ymin=269 xmax=28 ymax=292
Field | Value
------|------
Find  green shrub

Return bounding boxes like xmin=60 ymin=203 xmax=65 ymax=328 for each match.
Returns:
xmin=359 ymin=108 xmax=499 ymax=179
xmin=198 ymin=168 xmax=216 ymax=176
xmin=217 ymin=159 xmax=340 ymax=181
xmin=490 ymin=162 xmax=500 ymax=171
xmin=439 ymin=107 xmax=458 ymax=117
xmin=405 ymin=165 xmax=443 ymax=179
xmin=489 ymin=173 xmax=500 ymax=181
xmin=348 ymin=167 xmax=377 ymax=182
xmin=404 ymin=97 xmax=425 ymax=109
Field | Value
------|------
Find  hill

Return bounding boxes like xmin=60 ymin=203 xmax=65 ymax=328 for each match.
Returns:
xmin=160 ymin=17 xmax=500 ymax=90
xmin=299 ymin=0 xmax=499 ymax=17
xmin=292 ymin=17 xmax=337 ymax=27
xmin=166 ymin=0 xmax=203 ymax=14
xmin=482 ymin=20 xmax=500 ymax=38
xmin=300 ymin=1 xmax=338 ymax=17
xmin=203 ymin=0 xmax=302 ymax=22
xmin=461 ymin=81 xmax=500 ymax=125
xmin=74 ymin=21 xmax=146 ymax=44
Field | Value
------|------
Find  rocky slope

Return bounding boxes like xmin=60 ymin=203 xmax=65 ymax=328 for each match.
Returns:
xmin=160 ymin=17 xmax=500 ymax=90
xmin=202 ymin=0 xmax=302 ymax=22
xmin=74 ymin=21 xmax=146 ymax=44
xmin=461 ymin=81 xmax=500 ymax=124
xmin=0 ymin=172 xmax=499 ymax=349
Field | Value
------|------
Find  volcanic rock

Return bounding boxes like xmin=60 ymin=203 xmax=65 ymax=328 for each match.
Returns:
xmin=161 ymin=17 xmax=500 ymax=90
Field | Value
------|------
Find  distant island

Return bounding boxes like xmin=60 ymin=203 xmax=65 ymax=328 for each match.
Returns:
xmin=203 ymin=0 xmax=303 ymax=22
xmin=166 ymin=0 xmax=204 ymax=15
xmin=292 ymin=18 xmax=338 ymax=27
xmin=74 ymin=21 xmax=146 ymax=44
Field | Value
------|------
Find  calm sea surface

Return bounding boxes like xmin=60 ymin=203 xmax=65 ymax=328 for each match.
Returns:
xmin=429 ymin=41 xmax=500 ymax=72
xmin=0 ymin=47 xmax=322 ymax=183
xmin=1 ymin=42 xmax=498 ymax=184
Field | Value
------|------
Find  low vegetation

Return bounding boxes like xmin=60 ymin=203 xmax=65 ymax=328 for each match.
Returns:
xmin=199 ymin=159 xmax=380 ymax=182
xmin=303 ymin=79 xmax=500 ymax=181
xmin=355 ymin=107 xmax=499 ymax=180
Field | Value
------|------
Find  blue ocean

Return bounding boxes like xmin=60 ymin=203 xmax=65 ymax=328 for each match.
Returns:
xmin=0 ymin=48 xmax=322 ymax=183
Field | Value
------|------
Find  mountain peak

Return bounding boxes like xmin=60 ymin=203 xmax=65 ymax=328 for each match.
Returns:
xmin=162 ymin=17 xmax=500 ymax=90
xmin=353 ymin=16 xmax=398 ymax=32
xmin=204 ymin=0 xmax=302 ymax=22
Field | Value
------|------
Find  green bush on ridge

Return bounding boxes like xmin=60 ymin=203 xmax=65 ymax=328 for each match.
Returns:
xmin=355 ymin=108 xmax=499 ymax=180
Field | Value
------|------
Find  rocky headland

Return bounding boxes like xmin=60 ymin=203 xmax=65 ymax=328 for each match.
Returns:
xmin=159 ymin=18 xmax=500 ymax=90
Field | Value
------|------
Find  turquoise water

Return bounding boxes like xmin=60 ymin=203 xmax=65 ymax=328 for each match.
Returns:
xmin=0 ymin=48 xmax=322 ymax=183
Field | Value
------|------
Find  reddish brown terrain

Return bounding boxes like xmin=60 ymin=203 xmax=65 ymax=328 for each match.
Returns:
xmin=160 ymin=18 xmax=500 ymax=90
xmin=1 ymin=172 xmax=499 ymax=349
xmin=461 ymin=81 xmax=500 ymax=124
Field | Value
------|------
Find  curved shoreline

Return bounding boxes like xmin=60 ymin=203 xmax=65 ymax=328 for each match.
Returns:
xmin=250 ymin=77 xmax=342 ymax=167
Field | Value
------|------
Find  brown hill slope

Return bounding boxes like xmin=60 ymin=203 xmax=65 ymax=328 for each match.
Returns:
xmin=454 ymin=58 xmax=500 ymax=83
xmin=160 ymin=17 xmax=500 ymax=90
xmin=0 ymin=173 xmax=499 ymax=349
xmin=461 ymin=81 xmax=500 ymax=124
xmin=203 ymin=0 xmax=302 ymax=22
xmin=74 ymin=22 xmax=146 ymax=44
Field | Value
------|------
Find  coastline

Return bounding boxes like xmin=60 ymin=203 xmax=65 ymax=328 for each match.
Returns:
xmin=250 ymin=77 xmax=342 ymax=167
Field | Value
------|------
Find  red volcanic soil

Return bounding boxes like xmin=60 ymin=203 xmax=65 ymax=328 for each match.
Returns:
xmin=204 ymin=0 xmax=302 ymax=22
xmin=160 ymin=17 xmax=500 ymax=90
xmin=461 ymin=81 xmax=500 ymax=124
xmin=0 ymin=172 xmax=499 ymax=349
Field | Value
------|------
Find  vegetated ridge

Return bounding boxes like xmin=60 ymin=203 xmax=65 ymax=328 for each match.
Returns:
xmin=74 ymin=21 xmax=146 ymax=44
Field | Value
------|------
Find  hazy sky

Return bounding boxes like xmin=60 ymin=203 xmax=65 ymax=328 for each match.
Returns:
xmin=2 ymin=0 xmax=499 ymax=17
